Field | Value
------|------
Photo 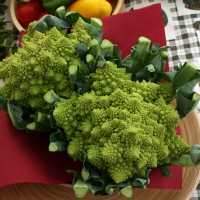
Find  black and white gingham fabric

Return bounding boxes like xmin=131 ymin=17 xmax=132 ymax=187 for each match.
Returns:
xmin=167 ymin=1 xmax=200 ymax=70
xmin=123 ymin=0 xmax=200 ymax=199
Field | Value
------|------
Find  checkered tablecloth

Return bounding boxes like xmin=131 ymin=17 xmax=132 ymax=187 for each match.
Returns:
xmin=124 ymin=1 xmax=200 ymax=199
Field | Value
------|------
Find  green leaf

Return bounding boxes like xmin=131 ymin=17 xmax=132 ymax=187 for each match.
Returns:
xmin=176 ymin=91 xmax=199 ymax=118
xmin=65 ymin=12 xmax=89 ymax=27
xmin=135 ymin=64 xmax=155 ymax=81
xmin=90 ymin=178 xmax=105 ymax=195
xmin=173 ymin=62 xmax=199 ymax=88
xmin=127 ymin=37 xmax=152 ymax=75
xmin=7 ymin=100 xmax=28 ymax=130
xmin=170 ymin=145 xmax=200 ymax=167
xmin=161 ymin=71 xmax=177 ymax=82
xmin=96 ymin=54 xmax=106 ymax=68
xmin=159 ymin=166 xmax=172 ymax=177
xmin=31 ymin=15 xmax=70 ymax=33
xmin=112 ymin=45 xmax=122 ymax=65
xmin=49 ymin=129 xmax=67 ymax=143
xmin=121 ymin=37 xmax=169 ymax=82
xmin=0 ymin=94 xmax=7 ymax=111
xmin=131 ymin=177 xmax=150 ymax=189
xmin=0 ymin=35 xmax=4 ymax=44
xmin=121 ymin=55 xmax=133 ymax=69
xmin=10 ymin=45 xmax=18 ymax=55
xmin=83 ymin=23 xmax=102 ymax=44
xmin=170 ymin=154 xmax=194 ymax=167
xmin=177 ymin=78 xmax=200 ymax=98
xmin=189 ymin=145 xmax=200 ymax=164
xmin=76 ymin=44 xmax=89 ymax=62
xmin=105 ymin=183 xmax=117 ymax=195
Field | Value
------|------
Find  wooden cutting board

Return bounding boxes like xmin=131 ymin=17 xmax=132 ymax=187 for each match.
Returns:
xmin=0 ymin=111 xmax=200 ymax=200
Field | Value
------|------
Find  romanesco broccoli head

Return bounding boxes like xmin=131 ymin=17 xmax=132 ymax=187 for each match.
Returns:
xmin=53 ymin=62 xmax=189 ymax=184
xmin=0 ymin=18 xmax=92 ymax=110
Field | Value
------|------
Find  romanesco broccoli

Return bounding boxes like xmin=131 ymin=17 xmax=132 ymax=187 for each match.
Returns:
xmin=53 ymin=61 xmax=189 ymax=184
xmin=0 ymin=18 xmax=92 ymax=109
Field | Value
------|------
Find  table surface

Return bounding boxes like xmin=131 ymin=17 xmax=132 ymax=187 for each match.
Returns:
xmin=2 ymin=0 xmax=200 ymax=199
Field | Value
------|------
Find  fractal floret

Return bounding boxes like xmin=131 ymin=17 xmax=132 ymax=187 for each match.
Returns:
xmin=0 ymin=18 xmax=92 ymax=109
xmin=53 ymin=61 xmax=189 ymax=184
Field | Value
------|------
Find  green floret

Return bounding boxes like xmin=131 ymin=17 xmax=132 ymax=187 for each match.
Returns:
xmin=87 ymin=144 xmax=103 ymax=169
xmin=90 ymin=61 xmax=163 ymax=103
xmin=157 ymin=82 xmax=174 ymax=103
xmin=131 ymin=80 xmax=159 ymax=102
xmin=0 ymin=18 xmax=92 ymax=110
xmin=69 ymin=18 xmax=92 ymax=47
xmin=53 ymin=79 xmax=189 ymax=184
xmin=90 ymin=61 xmax=133 ymax=95
xmin=68 ymin=137 xmax=85 ymax=161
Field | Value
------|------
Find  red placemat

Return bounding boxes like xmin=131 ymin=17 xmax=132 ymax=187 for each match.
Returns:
xmin=0 ymin=3 xmax=181 ymax=189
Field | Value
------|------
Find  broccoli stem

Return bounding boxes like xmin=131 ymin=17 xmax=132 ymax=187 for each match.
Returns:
xmin=86 ymin=54 xmax=95 ymax=72
xmin=26 ymin=121 xmax=48 ymax=132
xmin=73 ymin=179 xmax=89 ymax=198
xmin=120 ymin=186 xmax=133 ymax=198
xmin=49 ymin=141 xmax=66 ymax=152
xmin=101 ymin=39 xmax=115 ymax=57
xmin=36 ymin=112 xmax=49 ymax=124
xmin=44 ymin=90 xmax=60 ymax=104
xmin=129 ymin=37 xmax=152 ymax=74
xmin=69 ymin=65 xmax=78 ymax=90
xmin=55 ymin=6 xmax=67 ymax=20
xmin=89 ymin=39 xmax=99 ymax=58
xmin=90 ymin=18 xmax=103 ymax=29
xmin=192 ymin=93 xmax=200 ymax=102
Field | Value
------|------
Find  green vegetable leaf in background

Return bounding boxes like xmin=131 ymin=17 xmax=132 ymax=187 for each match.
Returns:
xmin=0 ymin=17 xmax=18 ymax=61
xmin=0 ymin=0 xmax=7 ymax=16
xmin=170 ymin=145 xmax=200 ymax=167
